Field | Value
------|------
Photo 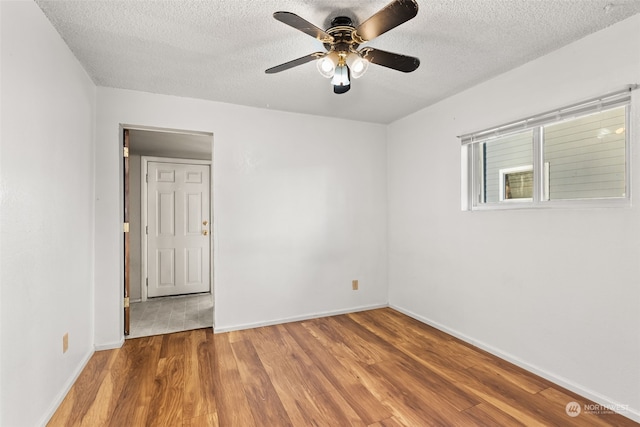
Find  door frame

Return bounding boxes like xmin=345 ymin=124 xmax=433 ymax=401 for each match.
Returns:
xmin=124 ymin=129 xmax=131 ymax=335
xmin=141 ymin=156 xmax=213 ymax=302
xmin=119 ymin=123 xmax=215 ymax=337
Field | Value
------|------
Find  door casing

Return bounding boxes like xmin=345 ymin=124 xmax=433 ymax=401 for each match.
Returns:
xmin=119 ymin=124 xmax=215 ymax=337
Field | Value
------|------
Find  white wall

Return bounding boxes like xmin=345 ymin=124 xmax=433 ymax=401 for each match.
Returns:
xmin=94 ymin=88 xmax=388 ymax=345
xmin=388 ymin=14 xmax=640 ymax=421
xmin=0 ymin=2 xmax=96 ymax=426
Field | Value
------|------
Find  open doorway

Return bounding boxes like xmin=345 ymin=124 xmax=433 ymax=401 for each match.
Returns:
xmin=124 ymin=126 xmax=214 ymax=339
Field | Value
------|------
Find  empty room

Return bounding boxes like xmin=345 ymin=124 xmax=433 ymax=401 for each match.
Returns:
xmin=1 ymin=0 xmax=640 ymax=426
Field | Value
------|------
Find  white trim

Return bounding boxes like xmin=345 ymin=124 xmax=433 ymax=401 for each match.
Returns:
xmin=142 ymin=156 xmax=212 ymax=165
xmin=119 ymin=124 xmax=215 ymax=343
xmin=467 ymin=104 xmax=631 ymax=210
xmin=624 ymin=101 xmax=632 ymax=204
xmin=122 ymin=124 xmax=212 ymax=138
xmin=94 ymin=336 xmax=125 ymax=351
xmin=470 ymin=197 xmax=631 ymax=211
xmin=543 ymin=161 xmax=550 ymax=201
xmin=389 ymin=304 xmax=640 ymax=424
xmin=213 ymin=303 xmax=388 ymax=333
xmin=38 ymin=349 xmax=94 ymax=427
xmin=141 ymin=156 xmax=147 ymax=302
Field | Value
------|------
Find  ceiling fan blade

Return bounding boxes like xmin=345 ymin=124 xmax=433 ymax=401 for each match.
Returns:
xmin=265 ymin=52 xmax=325 ymax=74
xmin=273 ymin=12 xmax=334 ymax=43
xmin=353 ymin=0 xmax=418 ymax=43
xmin=360 ymin=47 xmax=420 ymax=73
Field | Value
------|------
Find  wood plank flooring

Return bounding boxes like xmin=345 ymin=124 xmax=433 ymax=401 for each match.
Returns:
xmin=48 ymin=308 xmax=638 ymax=426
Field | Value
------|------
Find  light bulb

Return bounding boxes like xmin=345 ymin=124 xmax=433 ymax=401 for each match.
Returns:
xmin=346 ymin=53 xmax=369 ymax=79
xmin=317 ymin=52 xmax=339 ymax=78
xmin=317 ymin=58 xmax=335 ymax=77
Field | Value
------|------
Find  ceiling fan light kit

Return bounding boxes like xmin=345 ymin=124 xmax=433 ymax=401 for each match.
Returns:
xmin=347 ymin=54 xmax=369 ymax=79
xmin=265 ymin=0 xmax=420 ymax=94
xmin=317 ymin=55 xmax=337 ymax=78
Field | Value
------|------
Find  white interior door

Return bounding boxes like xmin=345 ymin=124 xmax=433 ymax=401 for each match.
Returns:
xmin=147 ymin=161 xmax=210 ymax=297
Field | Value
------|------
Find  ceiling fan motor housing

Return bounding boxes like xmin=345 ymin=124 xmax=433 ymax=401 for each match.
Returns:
xmin=330 ymin=16 xmax=353 ymax=27
xmin=324 ymin=16 xmax=360 ymax=54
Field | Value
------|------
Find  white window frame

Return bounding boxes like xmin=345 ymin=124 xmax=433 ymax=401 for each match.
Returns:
xmin=499 ymin=165 xmax=533 ymax=202
xmin=461 ymin=86 xmax=635 ymax=211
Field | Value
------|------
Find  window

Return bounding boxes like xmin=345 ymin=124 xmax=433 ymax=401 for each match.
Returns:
xmin=500 ymin=165 xmax=533 ymax=201
xmin=543 ymin=107 xmax=626 ymax=200
xmin=479 ymin=130 xmax=533 ymax=204
xmin=462 ymin=87 xmax=633 ymax=210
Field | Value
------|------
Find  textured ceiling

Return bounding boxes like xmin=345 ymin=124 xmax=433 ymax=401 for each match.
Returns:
xmin=36 ymin=0 xmax=640 ymax=124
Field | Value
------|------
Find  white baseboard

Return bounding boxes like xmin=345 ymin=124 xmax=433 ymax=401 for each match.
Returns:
xmin=213 ymin=303 xmax=388 ymax=333
xmin=40 ymin=337 xmax=127 ymax=425
xmin=389 ymin=304 xmax=640 ymax=424
xmin=38 ymin=349 xmax=94 ymax=427
xmin=94 ymin=336 xmax=125 ymax=351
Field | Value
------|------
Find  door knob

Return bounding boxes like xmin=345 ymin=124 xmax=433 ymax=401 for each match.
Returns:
xmin=203 ymin=230 xmax=208 ymax=236
xmin=203 ymin=220 xmax=208 ymax=226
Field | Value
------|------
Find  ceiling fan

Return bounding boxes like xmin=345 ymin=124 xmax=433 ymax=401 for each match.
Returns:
xmin=265 ymin=0 xmax=420 ymax=94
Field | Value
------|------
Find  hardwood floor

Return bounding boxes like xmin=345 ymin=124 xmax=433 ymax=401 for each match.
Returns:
xmin=49 ymin=308 xmax=638 ymax=426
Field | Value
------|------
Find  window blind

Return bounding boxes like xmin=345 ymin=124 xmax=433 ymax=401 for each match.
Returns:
xmin=459 ymin=85 xmax=637 ymax=146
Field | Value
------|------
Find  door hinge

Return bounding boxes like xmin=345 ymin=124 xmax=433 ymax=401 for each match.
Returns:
xmin=145 ymin=225 xmax=148 ymax=234
xmin=146 ymin=278 xmax=148 ymax=287
xmin=123 ymin=146 xmax=129 ymax=158
xmin=146 ymin=173 xmax=148 ymax=183
xmin=124 ymin=297 xmax=130 ymax=308
xmin=123 ymin=222 xmax=130 ymax=233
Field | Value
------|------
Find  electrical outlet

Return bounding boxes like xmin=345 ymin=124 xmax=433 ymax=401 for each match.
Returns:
xmin=352 ymin=280 xmax=359 ymax=290
xmin=63 ymin=333 xmax=69 ymax=354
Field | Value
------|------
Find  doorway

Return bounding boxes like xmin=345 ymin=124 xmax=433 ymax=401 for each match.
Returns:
xmin=124 ymin=126 xmax=214 ymax=338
